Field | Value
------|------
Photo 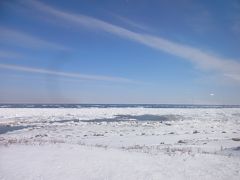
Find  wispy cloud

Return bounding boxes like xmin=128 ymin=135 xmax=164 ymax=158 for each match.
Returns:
xmin=0 ymin=63 xmax=133 ymax=83
xmin=113 ymin=15 xmax=153 ymax=32
xmin=0 ymin=50 xmax=24 ymax=59
xmin=232 ymin=16 xmax=240 ymax=34
xmin=0 ymin=27 xmax=70 ymax=51
xmin=23 ymin=0 xmax=240 ymax=82
xmin=187 ymin=10 xmax=213 ymax=34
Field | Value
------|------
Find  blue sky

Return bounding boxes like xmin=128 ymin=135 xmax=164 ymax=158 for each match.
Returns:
xmin=0 ymin=0 xmax=240 ymax=104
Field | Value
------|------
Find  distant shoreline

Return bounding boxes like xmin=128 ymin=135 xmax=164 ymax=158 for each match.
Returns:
xmin=0 ymin=104 xmax=240 ymax=108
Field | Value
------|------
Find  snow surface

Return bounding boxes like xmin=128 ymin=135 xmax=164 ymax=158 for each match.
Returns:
xmin=0 ymin=108 xmax=240 ymax=179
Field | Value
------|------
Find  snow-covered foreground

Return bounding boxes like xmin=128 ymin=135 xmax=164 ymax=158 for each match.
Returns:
xmin=0 ymin=108 xmax=240 ymax=179
xmin=1 ymin=144 xmax=240 ymax=180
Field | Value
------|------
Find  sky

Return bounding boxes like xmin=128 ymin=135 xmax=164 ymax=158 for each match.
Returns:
xmin=0 ymin=0 xmax=240 ymax=104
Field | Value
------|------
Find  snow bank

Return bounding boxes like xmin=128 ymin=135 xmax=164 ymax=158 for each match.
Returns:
xmin=1 ymin=144 xmax=239 ymax=180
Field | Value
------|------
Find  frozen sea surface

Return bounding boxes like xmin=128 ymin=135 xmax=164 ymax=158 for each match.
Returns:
xmin=0 ymin=106 xmax=240 ymax=179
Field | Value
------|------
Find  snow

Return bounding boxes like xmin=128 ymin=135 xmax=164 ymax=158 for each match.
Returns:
xmin=0 ymin=144 xmax=239 ymax=180
xmin=0 ymin=108 xmax=240 ymax=179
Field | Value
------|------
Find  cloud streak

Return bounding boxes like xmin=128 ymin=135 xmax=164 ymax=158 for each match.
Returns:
xmin=0 ymin=63 xmax=133 ymax=83
xmin=21 ymin=0 xmax=240 ymax=82
xmin=0 ymin=50 xmax=24 ymax=59
xmin=0 ymin=27 xmax=70 ymax=51
xmin=114 ymin=15 xmax=153 ymax=32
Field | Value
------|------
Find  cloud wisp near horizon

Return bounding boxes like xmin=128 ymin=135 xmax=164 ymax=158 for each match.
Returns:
xmin=22 ymin=0 xmax=240 ymax=82
xmin=0 ymin=63 xmax=133 ymax=83
xmin=0 ymin=50 xmax=24 ymax=59
xmin=0 ymin=27 xmax=70 ymax=51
